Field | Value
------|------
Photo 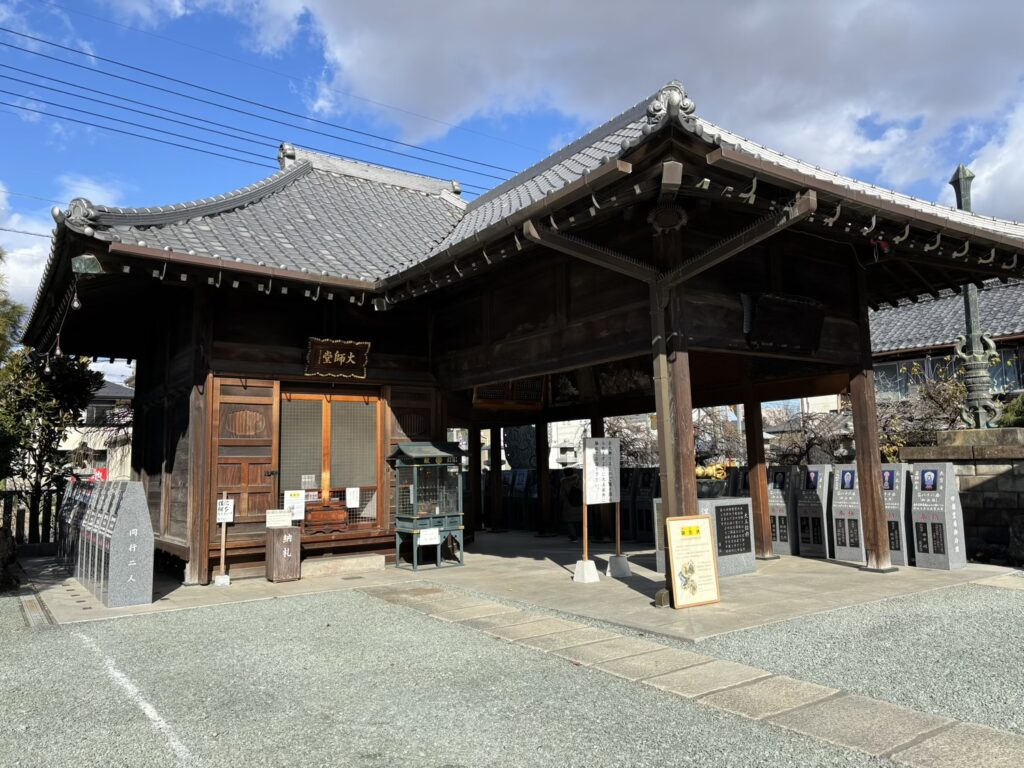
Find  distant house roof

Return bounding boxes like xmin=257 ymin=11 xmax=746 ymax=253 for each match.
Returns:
xmin=94 ymin=380 xmax=135 ymax=400
xmin=870 ymin=280 xmax=1024 ymax=354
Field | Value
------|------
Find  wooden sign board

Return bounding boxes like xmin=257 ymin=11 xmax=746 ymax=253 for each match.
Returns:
xmin=665 ymin=515 xmax=720 ymax=609
xmin=583 ymin=437 xmax=620 ymax=505
xmin=305 ymin=337 xmax=370 ymax=379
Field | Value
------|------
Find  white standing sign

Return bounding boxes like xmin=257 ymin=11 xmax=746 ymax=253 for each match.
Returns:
xmin=584 ymin=437 xmax=620 ymax=505
xmin=283 ymin=490 xmax=305 ymax=521
xmin=266 ymin=509 xmax=292 ymax=528
xmin=215 ymin=498 xmax=235 ymax=524
xmin=419 ymin=527 xmax=440 ymax=546
xmin=345 ymin=487 xmax=361 ymax=509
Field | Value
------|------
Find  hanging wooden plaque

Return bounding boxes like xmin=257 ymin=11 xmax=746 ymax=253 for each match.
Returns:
xmin=305 ymin=338 xmax=371 ymax=379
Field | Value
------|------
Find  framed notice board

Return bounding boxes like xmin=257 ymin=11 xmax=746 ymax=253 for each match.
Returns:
xmin=665 ymin=515 xmax=721 ymax=609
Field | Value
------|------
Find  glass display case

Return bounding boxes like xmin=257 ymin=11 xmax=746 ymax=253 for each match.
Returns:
xmin=387 ymin=442 xmax=466 ymax=569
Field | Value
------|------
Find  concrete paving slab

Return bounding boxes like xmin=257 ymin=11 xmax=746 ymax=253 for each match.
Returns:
xmin=551 ymin=636 xmax=666 ymax=666
xmin=488 ymin=617 xmax=583 ymax=640
xmin=701 ymin=675 xmax=838 ymax=720
xmin=518 ymin=627 xmax=619 ymax=651
xmin=893 ymin=723 xmax=1024 ymax=768
xmin=431 ymin=603 xmax=518 ymax=621
xmin=974 ymin=573 xmax=1024 ymax=592
xmin=770 ymin=694 xmax=953 ymax=757
xmin=418 ymin=597 xmax=492 ymax=616
xmin=595 ymin=647 xmax=713 ymax=681
xmin=644 ymin=660 xmax=770 ymax=698
xmin=459 ymin=610 xmax=546 ymax=630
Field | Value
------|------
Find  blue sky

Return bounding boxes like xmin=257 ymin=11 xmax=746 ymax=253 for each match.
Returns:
xmin=2 ymin=0 xmax=1024 ymax=382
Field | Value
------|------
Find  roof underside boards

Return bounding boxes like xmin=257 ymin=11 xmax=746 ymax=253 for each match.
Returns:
xmin=870 ymin=280 xmax=1024 ymax=353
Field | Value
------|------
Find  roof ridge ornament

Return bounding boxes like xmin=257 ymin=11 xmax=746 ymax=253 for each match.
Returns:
xmin=278 ymin=142 xmax=297 ymax=169
xmin=646 ymin=80 xmax=696 ymax=126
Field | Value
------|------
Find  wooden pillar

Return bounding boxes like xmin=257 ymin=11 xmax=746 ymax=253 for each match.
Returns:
xmin=488 ymin=427 xmax=504 ymax=531
xmin=851 ymin=369 xmax=893 ymax=571
xmin=670 ymin=347 xmax=699 ymax=516
xmin=468 ymin=425 xmax=481 ymax=534
xmin=535 ymin=422 xmax=551 ymax=535
xmin=852 ymin=265 xmax=894 ymax=572
xmin=743 ymin=394 xmax=776 ymax=559
xmin=650 ymin=285 xmax=681 ymax=521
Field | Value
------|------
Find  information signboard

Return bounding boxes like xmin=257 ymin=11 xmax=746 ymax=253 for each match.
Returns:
xmin=266 ymin=509 xmax=292 ymax=528
xmin=419 ymin=527 xmax=440 ymax=546
xmin=215 ymin=498 xmax=235 ymax=524
xmin=283 ymin=490 xmax=305 ymax=521
xmin=697 ymin=497 xmax=755 ymax=577
xmin=583 ymin=438 xmax=620 ymax=505
xmin=666 ymin=515 xmax=720 ymax=609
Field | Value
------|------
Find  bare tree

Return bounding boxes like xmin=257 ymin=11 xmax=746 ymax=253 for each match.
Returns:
xmin=605 ymin=415 xmax=659 ymax=467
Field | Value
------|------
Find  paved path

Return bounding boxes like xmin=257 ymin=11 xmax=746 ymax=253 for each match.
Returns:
xmin=3 ymin=570 xmax=1023 ymax=766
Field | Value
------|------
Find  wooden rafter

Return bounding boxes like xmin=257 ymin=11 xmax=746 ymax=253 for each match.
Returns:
xmin=521 ymin=219 xmax=659 ymax=282
xmin=660 ymin=190 xmax=817 ymax=288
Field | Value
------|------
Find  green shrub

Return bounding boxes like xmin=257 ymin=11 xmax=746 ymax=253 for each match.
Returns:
xmin=998 ymin=394 xmax=1024 ymax=427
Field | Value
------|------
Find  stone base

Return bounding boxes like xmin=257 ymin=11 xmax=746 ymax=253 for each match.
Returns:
xmin=572 ymin=559 xmax=600 ymax=583
xmin=301 ymin=553 xmax=384 ymax=577
xmin=213 ymin=574 xmax=231 ymax=587
xmin=859 ymin=565 xmax=899 ymax=574
xmin=654 ymin=588 xmax=672 ymax=608
xmin=937 ymin=427 xmax=1024 ymax=447
xmin=756 ymin=554 xmax=782 ymax=561
xmin=606 ymin=554 xmax=632 ymax=578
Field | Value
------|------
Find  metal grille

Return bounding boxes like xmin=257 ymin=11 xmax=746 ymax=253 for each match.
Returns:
xmin=279 ymin=399 xmax=322 ymax=499
xmin=397 ymin=465 xmax=460 ymax=517
xmin=330 ymin=400 xmax=377 ymax=519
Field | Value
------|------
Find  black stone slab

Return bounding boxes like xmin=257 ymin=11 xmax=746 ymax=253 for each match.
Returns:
xmin=698 ymin=497 xmax=756 ymax=577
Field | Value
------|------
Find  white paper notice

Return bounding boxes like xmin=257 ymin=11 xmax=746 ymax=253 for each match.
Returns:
xmin=345 ymin=487 xmax=360 ymax=509
xmin=283 ymin=490 xmax=305 ymax=520
xmin=300 ymin=474 xmax=317 ymax=490
xmin=584 ymin=437 xmax=620 ymax=504
xmin=419 ymin=527 xmax=440 ymax=546
xmin=215 ymin=498 xmax=235 ymax=524
xmin=265 ymin=510 xmax=292 ymax=528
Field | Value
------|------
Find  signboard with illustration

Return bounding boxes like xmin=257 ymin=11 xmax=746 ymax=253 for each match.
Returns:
xmin=665 ymin=515 xmax=720 ymax=609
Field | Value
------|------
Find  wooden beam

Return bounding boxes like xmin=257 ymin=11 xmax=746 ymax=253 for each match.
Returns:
xmin=468 ymin=425 xmax=482 ymax=534
xmin=851 ymin=268 xmax=894 ymax=572
xmin=743 ymin=395 xmax=775 ymax=559
xmin=660 ymin=190 xmax=817 ymax=288
xmin=522 ymin=219 xmax=659 ymax=282
xmin=535 ymin=422 xmax=551 ymax=535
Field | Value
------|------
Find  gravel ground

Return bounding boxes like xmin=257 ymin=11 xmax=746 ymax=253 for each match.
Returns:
xmin=701 ymin=582 xmax=1024 ymax=736
xmin=0 ymin=592 xmax=28 ymax=637
xmin=0 ymin=589 xmax=892 ymax=768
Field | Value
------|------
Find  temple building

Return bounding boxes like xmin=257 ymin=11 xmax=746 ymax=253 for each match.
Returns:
xmin=23 ymin=80 xmax=1024 ymax=584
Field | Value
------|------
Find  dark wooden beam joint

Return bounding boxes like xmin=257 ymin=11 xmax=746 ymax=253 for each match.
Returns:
xmin=522 ymin=219 xmax=659 ymax=282
xmin=660 ymin=189 xmax=818 ymax=289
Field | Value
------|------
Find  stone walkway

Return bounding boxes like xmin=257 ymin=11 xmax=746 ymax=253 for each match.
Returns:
xmin=360 ymin=581 xmax=1024 ymax=768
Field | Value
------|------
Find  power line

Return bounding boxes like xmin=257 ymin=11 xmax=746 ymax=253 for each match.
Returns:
xmin=37 ymin=0 xmax=543 ymax=154
xmin=0 ymin=225 xmax=50 ymax=238
xmin=0 ymin=99 xmax=278 ymax=169
xmin=1 ymin=190 xmax=64 ymax=206
xmin=0 ymin=26 xmax=519 ymax=176
xmin=0 ymin=86 xmax=275 ymax=161
xmin=0 ymin=36 xmax=506 ymax=183
xmin=0 ymin=64 xmax=489 ymax=193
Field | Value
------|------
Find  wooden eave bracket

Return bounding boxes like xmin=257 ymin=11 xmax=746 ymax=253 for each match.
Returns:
xmin=658 ymin=161 xmax=683 ymax=204
xmin=522 ymin=219 xmax=659 ymax=282
xmin=659 ymin=189 xmax=818 ymax=288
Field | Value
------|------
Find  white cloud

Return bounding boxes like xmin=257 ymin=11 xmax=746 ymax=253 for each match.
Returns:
xmin=0 ymin=181 xmax=53 ymax=310
xmin=964 ymin=103 xmax=1024 ymax=222
xmin=55 ymin=174 xmax=127 ymax=207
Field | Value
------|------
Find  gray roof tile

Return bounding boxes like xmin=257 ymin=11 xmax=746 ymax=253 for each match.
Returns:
xmin=870 ymin=280 xmax=1024 ymax=353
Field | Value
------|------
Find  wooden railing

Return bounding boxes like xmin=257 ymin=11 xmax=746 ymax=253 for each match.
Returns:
xmin=0 ymin=489 xmax=61 ymax=546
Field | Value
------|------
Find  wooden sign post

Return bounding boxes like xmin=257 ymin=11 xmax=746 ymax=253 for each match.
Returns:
xmin=665 ymin=515 xmax=720 ymax=609
xmin=214 ymin=493 xmax=234 ymax=587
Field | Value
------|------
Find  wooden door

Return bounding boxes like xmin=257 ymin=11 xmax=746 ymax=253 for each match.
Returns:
xmin=211 ymin=378 xmax=280 ymax=527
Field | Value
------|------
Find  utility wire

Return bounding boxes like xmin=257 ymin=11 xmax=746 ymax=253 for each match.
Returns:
xmin=0 ymin=87 xmax=275 ymax=160
xmin=1 ymin=190 xmax=64 ymax=206
xmin=0 ymin=65 xmax=489 ymax=193
xmin=0 ymin=225 xmax=50 ymax=238
xmin=0 ymin=26 xmax=518 ymax=176
xmin=37 ymin=0 xmax=542 ymax=154
xmin=0 ymin=99 xmax=279 ymax=169
xmin=0 ymin=36 xmax=505 ymax=183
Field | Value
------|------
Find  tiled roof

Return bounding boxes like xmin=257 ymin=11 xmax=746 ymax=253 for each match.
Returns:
xmin=60 ymin=145 xmax=465 ymax=284
xmin=95 ymin=380 xmax=135 ymax=400
xmin=870 ymin=280 xmax=1024 ymax=354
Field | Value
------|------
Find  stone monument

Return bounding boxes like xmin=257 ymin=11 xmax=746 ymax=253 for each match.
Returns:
xmin=697 ymin=497 xmax=756 ymax=577
xmin=830 ymin=464 xmax=865 ymax=565
xmin=880 ymin=463 xmax=912 ymax=567
xmin=767 ymin=465 xmax=797 ymax=556
xmin=909 ymin=462 xmax=967 ymax=570
xmin=795 ymin=465 xmax=832 ymax=559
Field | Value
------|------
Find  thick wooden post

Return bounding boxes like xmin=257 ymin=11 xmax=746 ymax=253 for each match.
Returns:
xmin=852 ymin=264 xmax=895 ymax=572
xmin=851 ymin=369 xmax=893 ymax=571
xmin=488 ymin=427 xmax=504 ymax=531
xmin=670 ymin=347 xmax=699 ymax=516
xmin=535 ymin=422 xmax=551 ymax=535
xmin=468 ymin=426 xmax=481 ymax=534
xmin=649 ymin=285 xmax=680 ymax=521
xmin=743 ymin=395 xmax=776 ymax=559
